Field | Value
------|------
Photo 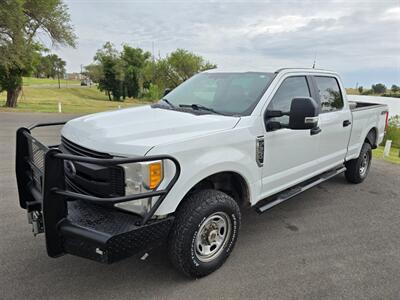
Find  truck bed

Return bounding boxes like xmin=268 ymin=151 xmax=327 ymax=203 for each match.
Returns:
xmin=346 ymin=101 xmax=388 ymax=161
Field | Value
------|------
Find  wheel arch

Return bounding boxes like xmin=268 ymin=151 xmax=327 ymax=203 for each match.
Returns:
xmin=365 ymin=127 xmax=378 ymax=149
xmin=176 ymin=170 xmax=251 ymax=211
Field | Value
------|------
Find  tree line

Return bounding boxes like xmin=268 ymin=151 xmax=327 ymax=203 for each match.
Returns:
xmin=32 ymin=53 xmax=66 ymax=81
xmin=84 ymin=42 xmax=216 ymax=101
xmin=358 ymin=83 xmax=400 ymax=96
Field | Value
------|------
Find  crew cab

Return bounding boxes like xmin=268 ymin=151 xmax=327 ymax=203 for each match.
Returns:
xmin=15 ymin=68 xmax=388 ymax=278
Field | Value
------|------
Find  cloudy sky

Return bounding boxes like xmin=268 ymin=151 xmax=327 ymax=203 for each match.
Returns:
xmin=54 ymin=0 xmax=400 ymax=87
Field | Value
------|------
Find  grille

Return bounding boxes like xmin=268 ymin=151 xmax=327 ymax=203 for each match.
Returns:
xmin=59 ymin=137 xmax=125 ymax=198
xmin=27 ymin=137 xmax=47 ymax=193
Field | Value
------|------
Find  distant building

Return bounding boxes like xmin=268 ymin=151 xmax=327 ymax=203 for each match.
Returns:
xmin=66 ymin=73 xmax=84 ymax=80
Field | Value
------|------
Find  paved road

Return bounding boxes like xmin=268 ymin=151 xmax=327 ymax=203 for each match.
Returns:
xmin=1 ymin=112 xmax=399 ymax=299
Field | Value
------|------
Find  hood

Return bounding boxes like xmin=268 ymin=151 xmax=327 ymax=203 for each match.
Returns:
xmin=61 ymin=105 xmax=240 ymax=156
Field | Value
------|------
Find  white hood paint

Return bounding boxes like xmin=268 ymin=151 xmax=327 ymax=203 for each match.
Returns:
xmin=61 ymin=105 xmax=240 ymax=156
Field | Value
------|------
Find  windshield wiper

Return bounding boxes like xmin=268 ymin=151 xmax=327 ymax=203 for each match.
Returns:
xmin=161 ymin=98 xmax=176 ymax=108
xmin=178 ymin=104 xmax=226 ymax=115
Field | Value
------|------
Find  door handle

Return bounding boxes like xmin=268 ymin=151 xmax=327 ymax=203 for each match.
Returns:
xmin=343 ymin=120 xmax=351 ymax=127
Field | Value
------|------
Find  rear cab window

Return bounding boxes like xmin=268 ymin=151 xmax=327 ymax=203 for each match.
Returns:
xmin=314 ymin=76 xmax=343 ymax=113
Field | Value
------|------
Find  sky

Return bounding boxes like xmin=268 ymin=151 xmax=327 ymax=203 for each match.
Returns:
xmin=50 ymin=0 xmax=400 ymax=87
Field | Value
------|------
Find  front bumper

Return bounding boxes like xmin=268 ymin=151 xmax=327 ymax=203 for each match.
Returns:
xmin=16 ymin=123 xmax=180 ymax=263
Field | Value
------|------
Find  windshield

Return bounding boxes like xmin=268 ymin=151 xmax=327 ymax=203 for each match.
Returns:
xmin=162 ymin=72 xmax=274 ymax=116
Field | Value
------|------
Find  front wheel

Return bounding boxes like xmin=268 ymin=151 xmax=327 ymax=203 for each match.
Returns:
xmin=345 ymin=142 xmax=372 ymax=183
xmin=168 ymin=189 xmax=241 ymax=278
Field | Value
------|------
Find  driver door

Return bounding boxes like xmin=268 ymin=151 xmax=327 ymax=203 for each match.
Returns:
xmin=260 ymin=75 xmax=321 ymax=198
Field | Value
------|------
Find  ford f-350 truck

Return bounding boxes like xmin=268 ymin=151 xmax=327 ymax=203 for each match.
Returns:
xmin=15 ymin=68 xmax=389 ymax=278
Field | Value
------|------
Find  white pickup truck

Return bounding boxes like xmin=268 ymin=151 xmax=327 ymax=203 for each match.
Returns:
xmin=16 ymin=68 xmax=389 ymax=278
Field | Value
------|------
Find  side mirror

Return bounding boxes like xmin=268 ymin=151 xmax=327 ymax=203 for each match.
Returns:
xmin=163 ymin=88 xmax=171 ymax=97
xmin=289 ymin=97 xmax=319 ymax=130
xmin=265 ymin=110 xmax=285 ymax=118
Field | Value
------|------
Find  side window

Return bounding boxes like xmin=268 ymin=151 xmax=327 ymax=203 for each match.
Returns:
xmin=314 ymin=76 xmax=343 ymax=112
xmin=267 ymin=76 xmax=310 ymax=124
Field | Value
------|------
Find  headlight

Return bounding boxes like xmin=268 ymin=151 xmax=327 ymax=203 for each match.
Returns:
xmin=115 ymin=160 xmax=164 ymax=215
xmin=124 ymin=160 xmax=163 ymax=194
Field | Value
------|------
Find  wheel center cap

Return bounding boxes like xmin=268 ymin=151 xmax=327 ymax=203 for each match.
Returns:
xmin=208 ymin=229 xmax=218 ymax=243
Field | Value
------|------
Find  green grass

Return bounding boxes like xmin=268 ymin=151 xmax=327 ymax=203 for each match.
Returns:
xmin=0 ymin=86 xmax=152 ymax=113
xmin=22 ymin=77 xmax=80 ymax=86
xmin=373 ymin=146 xmax=400 ymax=165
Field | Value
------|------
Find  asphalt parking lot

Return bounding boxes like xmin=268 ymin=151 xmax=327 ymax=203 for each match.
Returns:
xmin=1 ymin=112 xmax=399 ymax=299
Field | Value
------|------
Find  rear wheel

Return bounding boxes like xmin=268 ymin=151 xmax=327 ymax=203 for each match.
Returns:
xmin=345 ymin=142 xmax=372 ymax=183
xmin=168 ymin=189 xmax=241 ymax=278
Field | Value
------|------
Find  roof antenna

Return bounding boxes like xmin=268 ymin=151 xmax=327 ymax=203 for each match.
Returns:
xmin=312 ymin=52 xmax=317 ymax=69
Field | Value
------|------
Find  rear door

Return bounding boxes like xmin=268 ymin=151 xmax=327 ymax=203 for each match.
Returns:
xmin=312 ymin=76 xmax=352 ymax=169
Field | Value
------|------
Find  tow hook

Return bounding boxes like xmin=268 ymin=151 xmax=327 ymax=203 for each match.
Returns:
xmin=27 ymin=211 xmax=44 ymax=236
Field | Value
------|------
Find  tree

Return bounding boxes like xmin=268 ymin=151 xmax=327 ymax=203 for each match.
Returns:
xmin=93 ymin=42 xmax=123 ymax=101
xmin=0 ymin=0 xmax=76 ymax=107
xmin=34 ymin=54 xmax=66 ymax=80
xmin=89 ymin=43 xmax=152 ymax=101
xmin=162 ymin=49 xmax=216 ymax=87
xmin=88 ymin=45 xmax=216 ymax=101
xmin=84 ymin=64 xmax=103 ymax=83
xmin=121 ymin=45 xmax=151 ymax=98
xmin=144 ymin=49 xmax=217 ymax=96
xmin=371 ymin=83 xmax=387 ymax=94
xmin=31 ymin=50 xmax=45 ymax=78
xmin=391 ymin=84 xmax=400 ymax=93
xmin=54 ymin=56 xmax=66 ymax=88
xmin=358 ymin=86 xmax=363 ymax=94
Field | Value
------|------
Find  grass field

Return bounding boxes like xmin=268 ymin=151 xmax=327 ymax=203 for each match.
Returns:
xmin=373 ymin=146 xmax=400 ymax=165
xmin=346 ymin=88 xmax=400 ymax=97
xmin=0 ymin=85 xmax=151 ymax=113
xmin=22 ymin=77 xmax=80 ymax=86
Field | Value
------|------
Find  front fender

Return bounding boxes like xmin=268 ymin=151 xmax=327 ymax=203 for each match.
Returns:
xmin=147 ymin=130 xmax=261 ymax=215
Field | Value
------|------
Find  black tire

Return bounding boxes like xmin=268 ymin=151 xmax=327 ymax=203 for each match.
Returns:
xmin=168 ymin=189 xmax=241 ymax=278
xmin=345 ymin=142 xmax=372 ymax=184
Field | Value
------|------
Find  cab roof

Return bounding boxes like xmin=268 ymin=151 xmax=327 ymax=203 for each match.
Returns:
xmin=204 ymin=67 xmax=338 ymax=76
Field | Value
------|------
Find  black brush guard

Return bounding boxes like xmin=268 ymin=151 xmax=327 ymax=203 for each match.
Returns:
xmin=16 ymin=122 xmax=181 ymax=263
